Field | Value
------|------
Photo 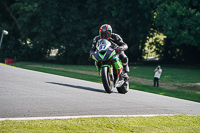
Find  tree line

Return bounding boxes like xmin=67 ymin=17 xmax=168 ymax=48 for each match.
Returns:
xmin=0 ymin=0 xmax=199 ymax=64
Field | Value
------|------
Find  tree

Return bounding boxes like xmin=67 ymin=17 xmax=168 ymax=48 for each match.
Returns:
xmin=154 ymin=0 xmax=200 ymax=63
xmin=0 ymin=0 xmax=22 ymax=61
xmin=2 ymin=0 xmax=180 ymax=64
xmin=1 ymin=0 xmax=155 ymax=63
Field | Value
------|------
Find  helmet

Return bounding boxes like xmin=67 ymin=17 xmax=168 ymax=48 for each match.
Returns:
xmin=99 ymin=24 xmax=112 ymax=40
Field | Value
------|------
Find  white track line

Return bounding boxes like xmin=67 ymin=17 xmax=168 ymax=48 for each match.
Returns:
xmin=0 ymin=114 xmax=175 ymax=121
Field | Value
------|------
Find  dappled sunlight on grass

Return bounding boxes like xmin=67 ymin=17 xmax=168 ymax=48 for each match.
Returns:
xmin=164 ymin=75 xmax=171 ymax=78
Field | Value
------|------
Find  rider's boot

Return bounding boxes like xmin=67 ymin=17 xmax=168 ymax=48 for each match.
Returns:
xmin=123 ymin=64 xmax=129 ymax=81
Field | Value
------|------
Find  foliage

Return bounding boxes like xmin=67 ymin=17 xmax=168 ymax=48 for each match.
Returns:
xmin=0 ymin=0 xmax=154 ymax=64
xmin=153 ymin=0 xmax=200 ymax=63
xmin=0 ymin=0 xmax=199 ymax=64
xmin=155 ymin=0 xmax=200 ymax=46
xmin=0 ymin=0 xmax=22 ymax=60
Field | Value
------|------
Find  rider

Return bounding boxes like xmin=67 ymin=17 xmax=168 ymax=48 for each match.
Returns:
xmin=90 ymin=24 xmax=129 ymax=79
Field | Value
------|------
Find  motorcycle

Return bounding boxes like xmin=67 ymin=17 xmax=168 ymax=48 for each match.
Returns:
xmin=91 ymin=39 xmax=129 ymax=94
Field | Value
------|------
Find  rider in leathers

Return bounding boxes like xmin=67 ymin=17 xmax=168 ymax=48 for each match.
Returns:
xmin=90 ymin=24 xmax=129 ymax=79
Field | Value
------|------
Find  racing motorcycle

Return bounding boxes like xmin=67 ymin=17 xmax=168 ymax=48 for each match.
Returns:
xmin=91 ymin=39 xmax=129 ymax=94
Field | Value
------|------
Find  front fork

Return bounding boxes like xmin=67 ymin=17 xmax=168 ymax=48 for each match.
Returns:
xmin=95 ymin=60 xmax=122 ymax=86
xmin=95 ymin=61 xmax=114 ymax=80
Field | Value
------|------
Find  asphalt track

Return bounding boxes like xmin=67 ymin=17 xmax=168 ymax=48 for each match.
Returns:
xmin=0 ymin=64 xmax=200 ymax=119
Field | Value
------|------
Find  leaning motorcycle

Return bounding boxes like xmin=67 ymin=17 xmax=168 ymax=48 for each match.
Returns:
xmin=91 ymin=39 xmax=129 ymax=94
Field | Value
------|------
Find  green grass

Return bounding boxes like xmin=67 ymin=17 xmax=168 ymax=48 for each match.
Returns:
xmin=1 ymin=115 xmax=200 ymax=132
xmin=130 ymin=82 xmax=200 ymax=102
xmin=16 ymin=62 xmax=200 ymax=84
xmin=15 ymin=62 xmax=97 ymax=71
xmin=130 ymin=66 xmax=200 ymax=84
xmin=12 ymin=62 xmax=200 ymax=102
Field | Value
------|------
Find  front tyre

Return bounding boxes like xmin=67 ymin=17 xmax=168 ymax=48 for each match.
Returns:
xmin=101 ymin=67 xmax=113 ymax=93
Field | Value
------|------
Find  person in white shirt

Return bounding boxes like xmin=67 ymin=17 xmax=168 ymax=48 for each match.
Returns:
xmin=154 ymin=65 xmax=162 ymax=87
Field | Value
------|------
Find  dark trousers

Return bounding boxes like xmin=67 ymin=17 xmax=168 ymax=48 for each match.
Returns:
xmin=154 ymin=77 xmax=159 ymax=87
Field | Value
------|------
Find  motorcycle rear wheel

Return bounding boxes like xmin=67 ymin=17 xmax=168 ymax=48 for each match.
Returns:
xmin=116 ymin=81 xmax=129 ymax=94
xmin=101 ymin=67 xmax=114 ymax=93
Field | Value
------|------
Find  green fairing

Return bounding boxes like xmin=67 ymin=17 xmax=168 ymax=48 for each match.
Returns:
xmin=92 ymin=55 xmax=98 ymax=61
xmin=101 ymin=64 xmax=111 ymax=69
xmin=96 ymin=65 xmax=111 ymax=73
xmin=108 ymin=50 xmax=116 ymax=60
xmin=114 ymin=60 xmax=122 ymax=69
xmin=99 ymin=53 xmax=105 ymax=59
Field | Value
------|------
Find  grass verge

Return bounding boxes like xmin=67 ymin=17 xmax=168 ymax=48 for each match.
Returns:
xmin=13 ymin=64 xmax=200 ymax=102
xmin=130 ymin=82 xmax=200 ymax=102
xmin=1 ymin=115 xmax=200 ymax=132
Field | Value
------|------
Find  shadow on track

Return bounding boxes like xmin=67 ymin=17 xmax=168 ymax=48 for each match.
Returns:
xmin=46 ymin=82 xmax=105 ymax=93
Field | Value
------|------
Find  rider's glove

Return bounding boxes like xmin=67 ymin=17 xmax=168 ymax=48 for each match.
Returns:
xmin=117 ymin=47 xmax=125 ymax=52
xmin=88 ymin=52 xmax=93 ymax=61
xmin=90 ymin=52 xmax=93 ymax=58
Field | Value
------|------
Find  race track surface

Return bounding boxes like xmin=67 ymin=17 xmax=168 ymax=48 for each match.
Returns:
xmin=0 ymin=64 xmax=199 ymax=118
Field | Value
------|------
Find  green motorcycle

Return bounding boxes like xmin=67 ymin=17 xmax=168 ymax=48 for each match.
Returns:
xmin=92 ymin=39 xmax=129 ymax=94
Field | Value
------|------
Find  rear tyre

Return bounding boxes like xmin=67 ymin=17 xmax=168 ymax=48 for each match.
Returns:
xmin=102 ymin=67 xmax=113 ymax=93
xmin=116 ymin=81 xmax=129 ymax=94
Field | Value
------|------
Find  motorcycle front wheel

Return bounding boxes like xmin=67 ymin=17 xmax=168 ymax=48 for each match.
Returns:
xmin=101 ymin=67 xmax=114 ymax=93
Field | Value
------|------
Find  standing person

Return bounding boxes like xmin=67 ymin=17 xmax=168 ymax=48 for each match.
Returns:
xmin=154 ymin=65 xmax=162 ymax=87
xmin=90 ymin=24 xmax=129 ymax=80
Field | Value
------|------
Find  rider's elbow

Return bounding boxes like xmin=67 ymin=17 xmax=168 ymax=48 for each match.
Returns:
xmin=124 ymin=44 xmax=128 ymax=50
